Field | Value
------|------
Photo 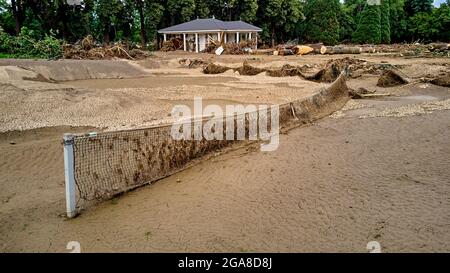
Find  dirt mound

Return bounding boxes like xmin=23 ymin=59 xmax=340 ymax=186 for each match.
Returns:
xmin=128 ymin=49 xmax=151 ymax=59
xmin=0 ymin=66 xmax=51 ymax=82
xmin=179 ymin=58 xmax=208 ymax=69
xmin=306 ymin=58 xmax=373 ymax=82
xmin=349 ymin=87 xmax=375 ymax=99
xmin=199 ymin=58 xmax=378 ymax=81
xmin=235 ymin=62 xmax=266 ymax=76
xmin=306 ymin=63 xmax=342 ymax=83
xmin=202 ymin=63 xmax=231 ymax=74
xmin=430 ymin=73 xmax=450 ymax=87
xmin=0 ymin=59 xmax=149 ymax=81
xmin=377 ymin=70 xmax=410 ymax=87
xmin=266 ymin=64 xmax=305 ymax=77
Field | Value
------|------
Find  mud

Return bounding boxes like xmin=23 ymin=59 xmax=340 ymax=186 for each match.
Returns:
xmin=266 ymin=64 xmax=305 ymax=77
xmin=234 ymin=62 xmax=267 ymax=76
xmin=377 ymin=69 xmax=410 ymax=87
xmin=1 ymin=52 xmax=449 ymax=253
xmin=430 ymin=72 xmax=450 ymax=87
xmin=179 ymin=58 xmax=208 ymax=69
xmin=202 ymin=63 xmax=232 ymax=74
xmin=70 ymin=73 xmax=349 ymax=206
xmin=0 ymin=59 xmax=148 ymax=81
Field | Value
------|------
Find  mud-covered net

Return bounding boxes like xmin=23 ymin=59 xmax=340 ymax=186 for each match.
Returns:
xmin=70 ymin=73 xmax=349 ymax=205
xmin=72 ymin=110 xmax=283 ymax=202
xmin=73 ymin=122 xmax=232 ymax=201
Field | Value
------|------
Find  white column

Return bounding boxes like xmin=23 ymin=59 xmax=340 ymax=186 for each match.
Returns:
xmin=218 ymin=32 xmax=221 ymax=42
xmin=255 ymin=34 xmax=258 ymax=50
xmin=224 ymin=33 xmax=227 ymax=43
xmin=183 ymin=33 xmax=187 ymax=51
xmin=236 ymin=32 xmax=240 ymax=44
xmin=63 ymin=134 xmax=77 ymax=218
xmin=163 ymin=34 xmax=167 ymax=42
xmin=195 ymin=33 xmax=199 ymax=53
xmin=249 ymin=32 xmax=252 ymax=40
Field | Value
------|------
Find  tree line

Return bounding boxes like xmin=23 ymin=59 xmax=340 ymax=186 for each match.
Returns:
xmin=0 ymin=0 xmax=449 ymax=49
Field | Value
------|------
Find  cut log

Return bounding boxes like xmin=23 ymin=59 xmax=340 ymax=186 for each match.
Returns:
xmin=278 ymin=49 xmax=294 ymax=56
xmin=361 ymin=47 xmax=376 ymax=53
xmin=293 ymin=45 xmax=314 ymax=55
xmin=428 ymin=43 xmax=450 ymax=52
xmin=308 ymin=43 xmax=327 ymax=54
xmin=325 ymin=46 xmax=362 ymax=55
xmin=253 ymin=49 xmax=274 ymax=55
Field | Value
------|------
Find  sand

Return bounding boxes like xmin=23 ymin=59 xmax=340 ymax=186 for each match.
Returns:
xmin=1 ymin=100 xmax=449 ymax=252
xmin=0 ymin=52 xmax=449 ymax=252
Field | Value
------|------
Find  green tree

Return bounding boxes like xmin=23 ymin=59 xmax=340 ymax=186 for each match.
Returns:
xmin=408 ymin=11 xmax=435 ymax=41
xmin=144 ymin=0 xmax=165 ymax=47
xmin=302 ymin=0 xmax=340 ymax=45
xmin=194 ymin=0 xmax=210 ymax=18
xmin=408 ymin=2 xmax=450 ymax=42
xmin=167 ymin=0 xmax=196 ymax=25
xmin=237 ymin=0 xmax=258 ymax=22
xmin=352 ymin=2 xmax=381 ymax=44
xmin=389 ymin=0 xmax=408 ymax=42
xmin=380 ymin=0 xmax=391 ymax=43
xmin=0 ymin=0 xmax=15 ymax=35
xmin=405 ymin=0 xmax=433 ymax=15
xmin=257 ymin=0 xmax=302 ymax=46
xmin=434 ymin=1 xmax=450 ymax=41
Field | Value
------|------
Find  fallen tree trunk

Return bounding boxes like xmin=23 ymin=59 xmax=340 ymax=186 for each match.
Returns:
xmin=325 ymin=46 xmax=362 ymax=55
xmin=308 ymin=43 xmax=327 ymax=55
xmin=428 ymin=43 xmax=450 ymax=52
xmin=361 ymin=47 xmax=376 ymax=53
xmin=292 ymin=45 xmax=314 ymax=55
xmin=278 ymin=49 xmax=294 ymax=56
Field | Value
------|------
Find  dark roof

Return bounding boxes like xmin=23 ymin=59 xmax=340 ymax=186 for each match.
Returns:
xmin=158 ymin=18 xmax=262 ymax=33
xmin=223 ymin=21 xmax=261 ymax=31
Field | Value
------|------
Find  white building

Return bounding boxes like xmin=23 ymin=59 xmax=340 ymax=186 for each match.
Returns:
xmin=158 ymin=17 xmax=262 ymax=52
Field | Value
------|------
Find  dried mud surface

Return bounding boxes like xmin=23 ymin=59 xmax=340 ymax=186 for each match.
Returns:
xmin=0 ymin=52 xmax=449 ymax=252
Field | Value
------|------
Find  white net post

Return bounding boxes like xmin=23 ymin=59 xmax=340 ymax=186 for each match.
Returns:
xmin=63 ymin=134 xmax=77 ymax=218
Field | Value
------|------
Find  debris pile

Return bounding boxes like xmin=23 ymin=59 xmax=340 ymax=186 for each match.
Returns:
xmin=368 ymin=43 xmax=450 ymax=57
xmin=201 ymin=40 xmax=256 ymax=55
xmin=273 ymin=42 xmax=363 ymax=56
xmin=161 ymin=38 xmax=183 ymax=52
xmin=63 ymin=36 xmax=150 ymax=60
xmin=223 ymin=43 xmax=243 ymax=54
xmin=270 ymin=42 xmax=449 ymax=57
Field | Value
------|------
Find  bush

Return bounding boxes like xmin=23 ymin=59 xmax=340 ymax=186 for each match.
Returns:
xmin=0 ymin=26 xmax=63 ymax=59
